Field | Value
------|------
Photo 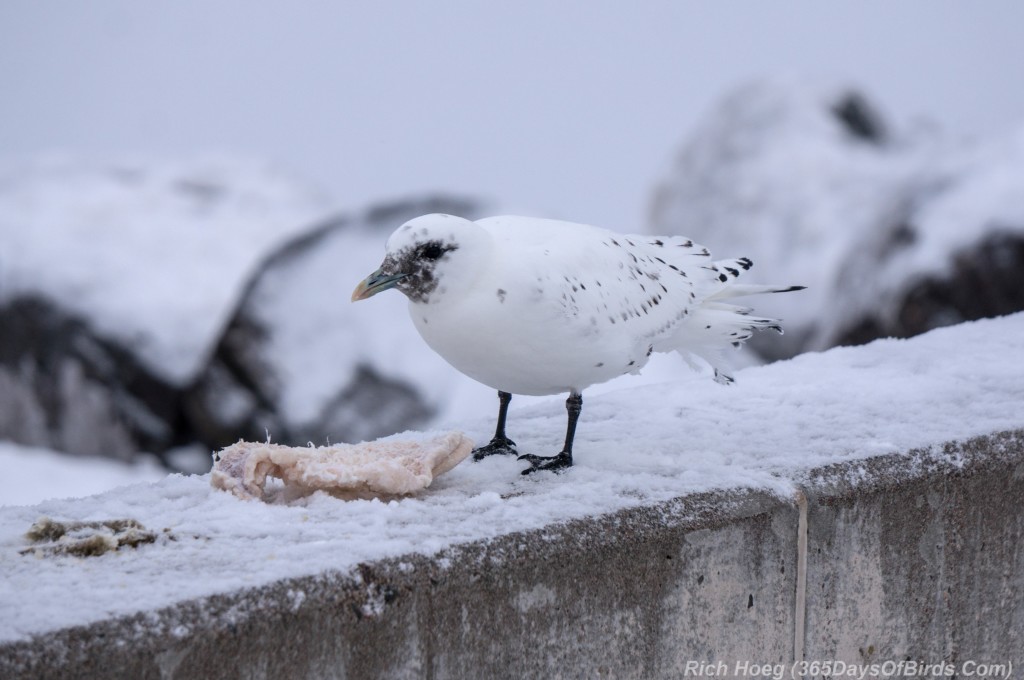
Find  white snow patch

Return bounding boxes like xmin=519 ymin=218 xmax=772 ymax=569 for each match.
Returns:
xmin=0 ymin=442 xmax=168 ymax=508
xmin=514 ymin=584 xmax=557 ymax=613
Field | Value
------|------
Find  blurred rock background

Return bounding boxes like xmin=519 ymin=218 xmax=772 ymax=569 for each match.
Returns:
xmin=651 ymin=78 xmax=1024 ymax=359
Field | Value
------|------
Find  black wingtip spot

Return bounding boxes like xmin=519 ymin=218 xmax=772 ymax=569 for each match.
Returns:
xmin=713 ymin=368 xmax=735 ymax=385
xmin=718 ymin=273 xmax=728 ymax=282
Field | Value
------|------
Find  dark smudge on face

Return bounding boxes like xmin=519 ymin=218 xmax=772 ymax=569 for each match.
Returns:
xmin=382 ymin=240 xmax=458 ymax=304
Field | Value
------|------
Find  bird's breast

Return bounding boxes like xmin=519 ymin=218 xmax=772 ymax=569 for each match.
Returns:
xmin=407 ymin=285 xmax=648 ymax=395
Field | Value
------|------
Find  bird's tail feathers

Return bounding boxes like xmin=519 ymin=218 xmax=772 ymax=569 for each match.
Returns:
xmin=702 ymin=255 xmax=805 ymax=298
xmin=667 ymin=254 xmax=804 ymax=383
xmin=669 ymin=302 xmax=787 ymax=385
xmin=707 ymin=283 xmax=806 ymax=301
xmin=675 ymin=344 xmax=738 ymax=385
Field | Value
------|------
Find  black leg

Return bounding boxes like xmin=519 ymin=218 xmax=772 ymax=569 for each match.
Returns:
xmin=519 ymin=391 xmax=581 ymax=474
xmin=472 ymin=391 xmax=518 ymax=460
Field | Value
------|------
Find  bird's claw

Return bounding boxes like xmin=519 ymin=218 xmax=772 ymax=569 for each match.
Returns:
xmin=518 ymin=451 xmax=573 ymax=475
xmin=472 ymin=436 xmax=518 ymax=461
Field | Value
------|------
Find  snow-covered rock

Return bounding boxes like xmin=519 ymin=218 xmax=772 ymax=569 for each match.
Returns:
xmin=650 ymin=77 xmax=1024 ymax=356
xmin=0 ymin=157 xmax=334 ymax=461
xmin=0 ymin=155 xmax=333 ymax=383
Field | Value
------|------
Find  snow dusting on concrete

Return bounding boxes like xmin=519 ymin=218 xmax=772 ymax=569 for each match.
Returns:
xmin=1 ymin=312 xmax=1022 ymax=643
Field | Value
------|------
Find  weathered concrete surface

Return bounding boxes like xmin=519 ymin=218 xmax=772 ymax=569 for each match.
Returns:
xmin=801 ymin=429 xmax=1024 ymax=666
xmin=2 ymin=429 xmax=1023 ymax=679
xmin=0 ymin=490 xmax=797 ymax=680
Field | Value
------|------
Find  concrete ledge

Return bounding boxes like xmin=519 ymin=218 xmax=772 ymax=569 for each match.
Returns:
xmin=3 ymin=429 xmax=1023 ymax=679
xmin=801 ymin=429 xmax=1024 ymax=664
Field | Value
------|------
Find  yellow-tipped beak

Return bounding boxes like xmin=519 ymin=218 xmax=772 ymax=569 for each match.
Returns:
xmin=351 ymin=269 xmax=407 ymax=302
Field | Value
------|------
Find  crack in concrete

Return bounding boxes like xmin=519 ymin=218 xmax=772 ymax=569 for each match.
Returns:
xmin=794 ymin=488 xmax=809 ymax=663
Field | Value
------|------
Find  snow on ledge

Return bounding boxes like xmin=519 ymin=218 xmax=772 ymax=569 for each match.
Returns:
xmin=1 ymin=313 xmax=1023 ymax=642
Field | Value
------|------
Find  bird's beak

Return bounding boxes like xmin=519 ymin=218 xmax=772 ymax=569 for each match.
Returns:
xmin=351 ymin=268 xmax=407 ymax=302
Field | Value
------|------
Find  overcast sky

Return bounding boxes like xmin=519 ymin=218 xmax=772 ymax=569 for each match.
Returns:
xmin=2 ymin=1 xmax=1023 ymax=228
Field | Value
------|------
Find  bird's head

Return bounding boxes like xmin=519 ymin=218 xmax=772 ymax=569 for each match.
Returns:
xmin=352 ymin=213 xmax=491 ymax=305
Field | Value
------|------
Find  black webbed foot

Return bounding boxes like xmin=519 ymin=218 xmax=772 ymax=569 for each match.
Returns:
xmin=472 ymin=436 xmax=518 ymax=461
xmin=518 ymin=451 xmax=573 ymax=475
xmin=473 ymin=391 xmax=517 ymax=461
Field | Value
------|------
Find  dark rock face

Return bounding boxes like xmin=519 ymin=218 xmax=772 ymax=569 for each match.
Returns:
xmin=306 ymin=365 xmax=435 ymax=447
xmin=0 ymin=296 xmax=177 ymax=461
xmin=835 ymin=230 xmax=1024 ymax=346
xmin=0 ymin=195 xmax=484 ymax=467
xmin=830 ymin=91 xmax=888 ymax=144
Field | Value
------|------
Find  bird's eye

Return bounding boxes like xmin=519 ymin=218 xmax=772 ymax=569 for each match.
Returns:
xmin=420 ymin=243 xmax=445 ymax=260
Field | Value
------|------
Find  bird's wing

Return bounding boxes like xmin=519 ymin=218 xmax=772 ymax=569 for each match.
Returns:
xmin=478 ymin=217 xmax=708 ymax=348
xmin=476 ymin=216 xmax=800 ymax=383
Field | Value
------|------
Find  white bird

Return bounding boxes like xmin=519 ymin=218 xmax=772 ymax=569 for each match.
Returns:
xmin=352 ymin=214 xmax=803 ymax=474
